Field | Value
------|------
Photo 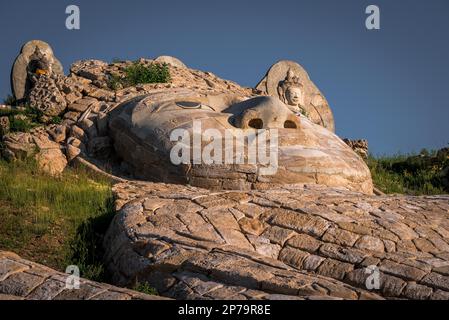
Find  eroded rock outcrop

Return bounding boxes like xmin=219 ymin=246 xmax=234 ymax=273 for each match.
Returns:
xmin=104 ymin=181 xmax=449 ymax=300
xmin=0 ymin=251 xmax=168 ymax=300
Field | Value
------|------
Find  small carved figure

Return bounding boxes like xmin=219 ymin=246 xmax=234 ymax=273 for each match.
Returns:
xmin=24 ymin=47 xmax=52 ymax=97
xmin=278 ymin=69 xmax=308 ymax=116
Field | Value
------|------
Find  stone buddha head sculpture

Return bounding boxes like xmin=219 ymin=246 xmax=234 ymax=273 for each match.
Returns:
xmin=109 ymin=90 xmax=373 ymax=194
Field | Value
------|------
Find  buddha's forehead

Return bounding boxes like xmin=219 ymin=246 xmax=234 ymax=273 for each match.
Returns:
xmin=132 ymin=91 xmax=249 ymax=115
xmin=286 ymin=86 xmax=302 ymax=93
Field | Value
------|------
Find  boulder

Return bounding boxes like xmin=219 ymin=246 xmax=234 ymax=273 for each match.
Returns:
xmin=1 ymin=130 xmax=67 ymax=176
xmin=46 ymin=124 xmax=67 ymax=143
xmin=69 ymin=125 xmax=86 ymax=141
xmin=66 ymin=144 xmax=81 ymax=162
xmin=1 ymin=132 xmax=36 ymax=160
xmin=70 ymin=60 xmax=108 ymax=81
xmin=35 ymin=147 xmax=67 ymax=176
xmin=154 ymin=55 xmax=187 ymax=68
xmin=68 ymin=97 xmax=99 ymax=113
xmin=28 ymin=74 xmax=67 ymax=117
xmin=343 ymin=139 xmax=369 ymax=160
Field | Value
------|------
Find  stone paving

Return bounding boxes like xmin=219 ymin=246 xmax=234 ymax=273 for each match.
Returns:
xmin=0 ymin=251 xmax=168 ymax=300
xmin=104 ymin=181 xmax=449 ymax=300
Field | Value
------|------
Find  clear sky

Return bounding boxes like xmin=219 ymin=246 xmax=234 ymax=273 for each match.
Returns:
xmin=1 ymin=0 xmax=448 ymax=155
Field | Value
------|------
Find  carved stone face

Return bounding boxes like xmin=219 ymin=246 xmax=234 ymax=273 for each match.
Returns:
xmin=285 ymin=86 xmax=303 ymax=106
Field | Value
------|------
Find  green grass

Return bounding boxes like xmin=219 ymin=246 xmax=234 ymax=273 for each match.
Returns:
xmin=0 ymin=105 xmax=62 ymax=133
xmin=133 ymin=282 xmax=158 ymax=296
xmin=108 ymin=62 xmax=171 ymax=90
xmin=0 ymin=159 xmax=115 ymax=282
xmin=368 ymin=150 xmax=449 ymax=195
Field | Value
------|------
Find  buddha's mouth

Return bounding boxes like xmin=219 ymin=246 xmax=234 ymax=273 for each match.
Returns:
xmin=290 ymin=97 xmax=301 ymax=104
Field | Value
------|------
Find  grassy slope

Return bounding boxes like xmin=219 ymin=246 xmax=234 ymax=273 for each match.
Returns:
xmin=0 ymin=159 xmax=114 ymax=281
xmin=367 ymin=151 xmax=448 ymax=195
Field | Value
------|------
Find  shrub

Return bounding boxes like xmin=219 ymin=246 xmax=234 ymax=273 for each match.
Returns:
xmin=8 ymin=116 xmax=36 ymax=132
xmin=367 ymin=151 xmax=448 ymax=195
xmin=50 ymin=116 xmax=62 ymax=125
xmin=133 ymin=282 xmax=158 ymax=296
xmin=108 ymin=62 xmax=171 ymax=89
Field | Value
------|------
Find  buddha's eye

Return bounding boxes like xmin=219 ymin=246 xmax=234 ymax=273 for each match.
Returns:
xmin=176 ymin=101 xmax=201 ymax=109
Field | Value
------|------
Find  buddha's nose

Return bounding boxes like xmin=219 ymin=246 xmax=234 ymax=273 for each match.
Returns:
xmin=228 ymin=96 xmax=300 ymax=130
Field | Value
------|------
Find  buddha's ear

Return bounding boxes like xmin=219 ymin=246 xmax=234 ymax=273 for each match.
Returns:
xmin=277 ymin=84 xmax=285 ymax=101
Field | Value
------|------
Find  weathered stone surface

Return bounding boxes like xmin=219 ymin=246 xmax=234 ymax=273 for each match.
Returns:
xmin=379 ymin=260 xmax=427 ymax=282
xmin=1 ymin=132 xmax=36 ymax=160
xmin=100 ymin=181 xmax=449 ymax=300
xmin=2 ymin=129 xmax=68 ymax=175
xmin=317 ymin=258 xmax=354 ymax=280
xmin=28 ymin=74 xmax=67 ymax=116
xmin=0 ymin=251 xmax=168 ymax=300
xmin=343 ymin=139 xmax=369 ymax=160
xmin=70 ymin=125 xmax=85 ymax=141
xmin=278 ymin=247 xmax=309 ymax=269
xmin=380 ymin=274 xmax=407 ymax=297
xmin=96 ymin=112 xmax=109 ymax=136
xmin=66 ymin=144 xmax=81 ymax=162
xmin=35 ymin=147 xmax=67 ymax=176
xmin=421 ymin=272 xmax=449 ymax=291
xmin=238 ymin=217 xmax=265 ymax=236
xmin=355 ymin=235 xmax=385 ymax=253
xmin=154 ymin=55 xmax=187 ymax=68
xmin=402 ymin=282 xmax=432 ymax=300
xmin=287 ymin=234 xmax=322 ymax=253
xmin=46 ymin=125 xmax=67 ymax=143
xmin=322 ymin=228 xmax=360 ymax=247
xmin=0 ymin=271 xmax=44 ymax=297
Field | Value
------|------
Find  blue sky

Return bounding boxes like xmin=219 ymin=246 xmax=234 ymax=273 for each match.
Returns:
xmin=1 ymin=0 xmax=448 ymax=155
